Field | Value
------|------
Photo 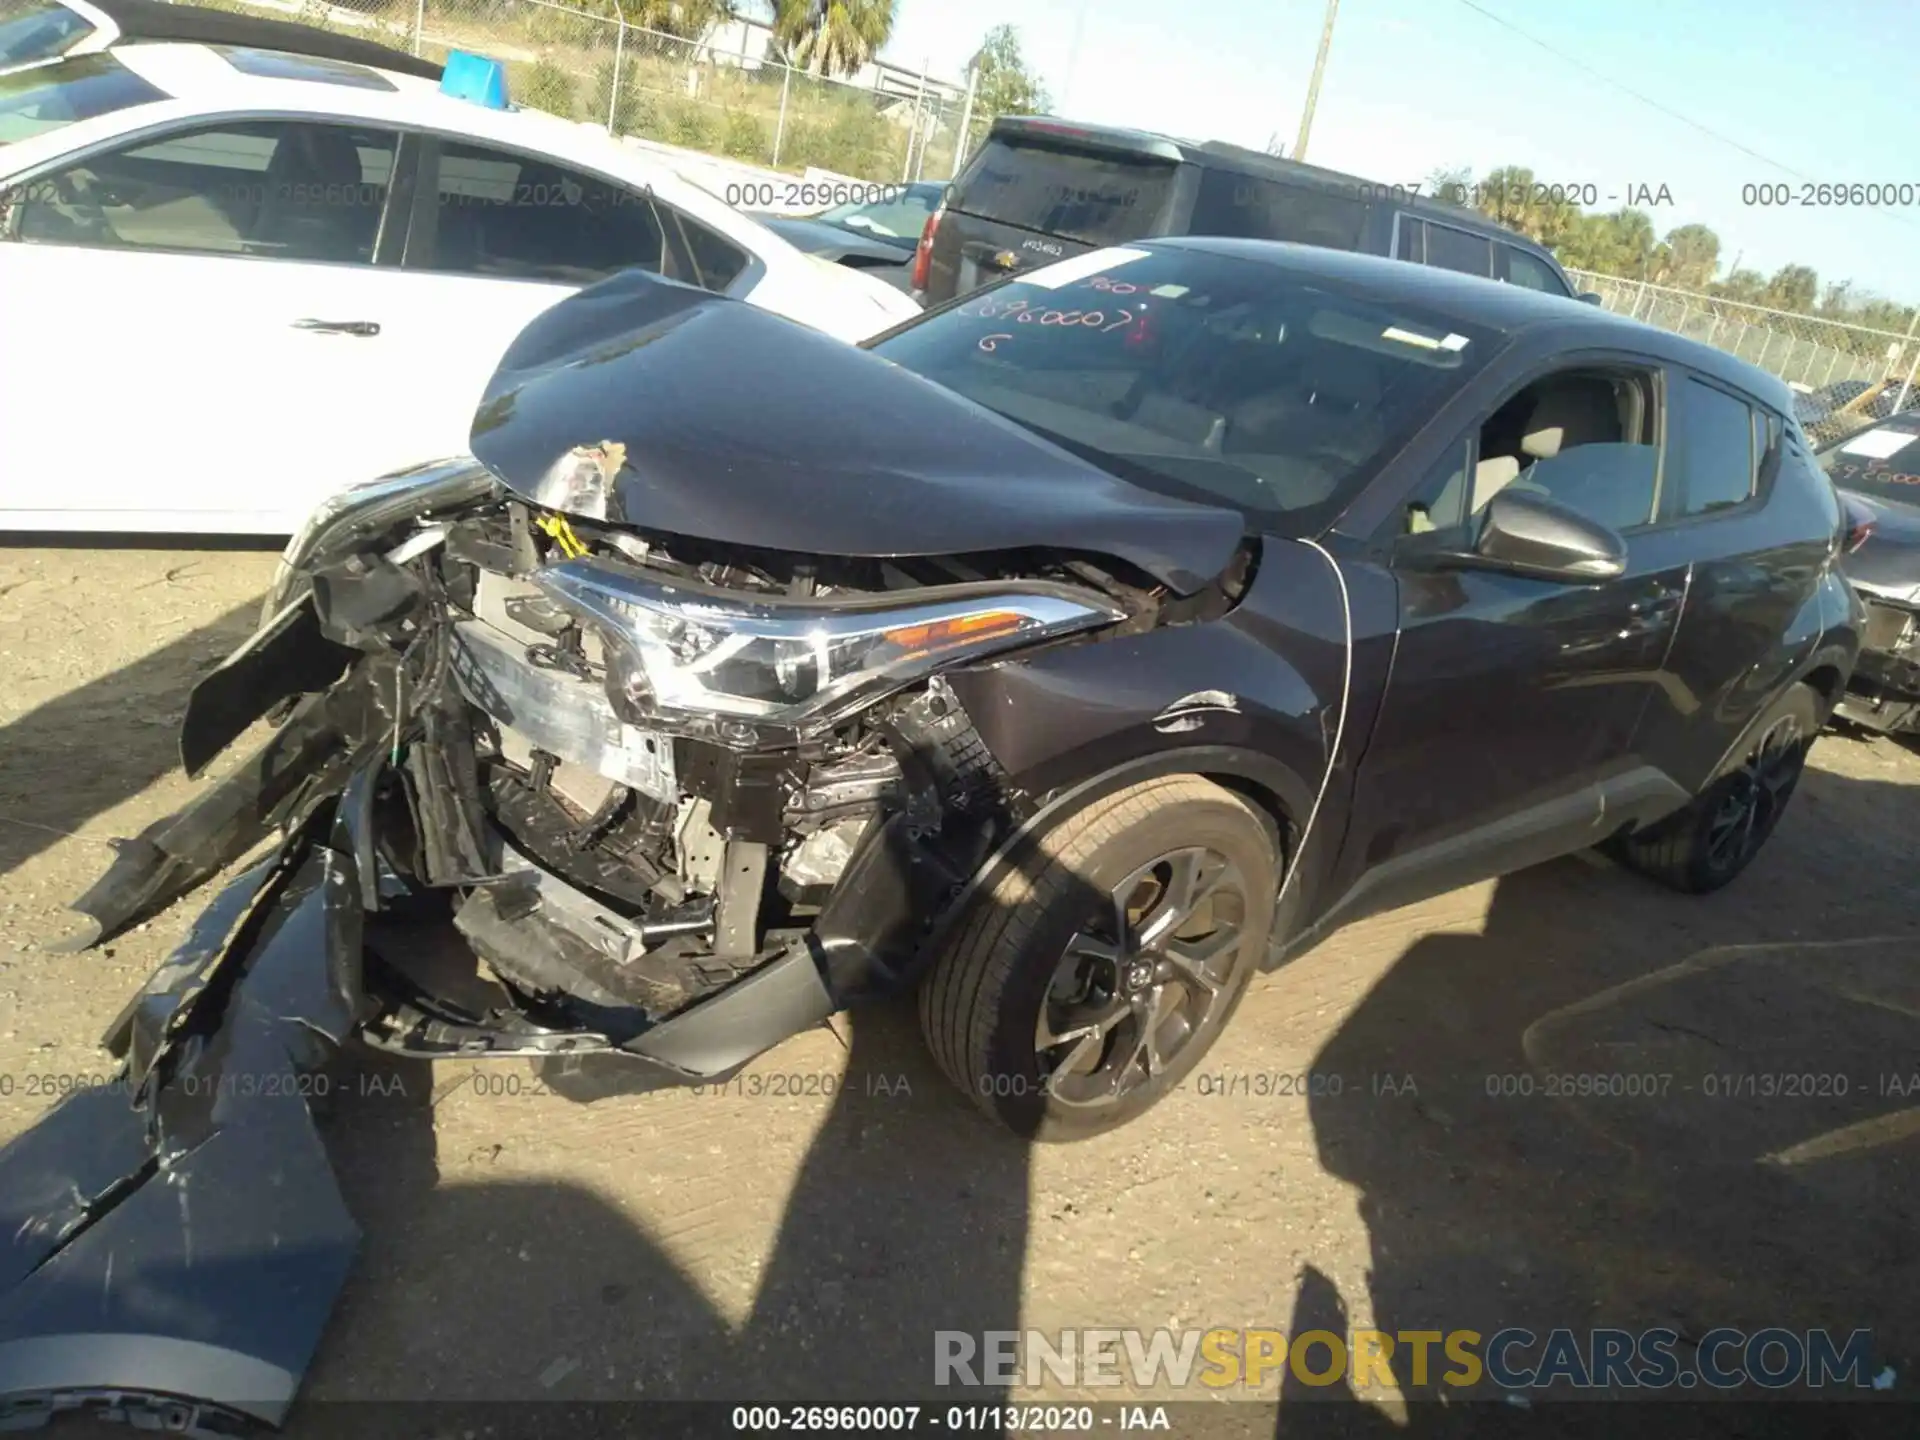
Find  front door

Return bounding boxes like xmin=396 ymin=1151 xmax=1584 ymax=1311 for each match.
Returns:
xmin=0 ymin=116 xmax=409 ymax=531
xmin=1323 ymin=363 xmax=1688 ymax=925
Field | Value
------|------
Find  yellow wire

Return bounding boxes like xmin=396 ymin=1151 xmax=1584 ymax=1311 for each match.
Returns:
xmin=537 ymin=514 xmax=588 ymax=558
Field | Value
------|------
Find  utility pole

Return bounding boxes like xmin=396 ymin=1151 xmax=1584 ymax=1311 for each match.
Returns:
xmin=1293 ymin=0 xmax=1340 ymax=161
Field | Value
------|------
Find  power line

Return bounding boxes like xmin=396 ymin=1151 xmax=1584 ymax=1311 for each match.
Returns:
xmin=1447 ymin=0 xmax=1920 ymax=246
xmin=1447 ymin=0 xmax=1811 ymax=181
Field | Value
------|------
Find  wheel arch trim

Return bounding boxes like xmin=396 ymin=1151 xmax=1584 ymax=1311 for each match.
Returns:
xmin=910 ymin=743 xmax=1316 ymax=975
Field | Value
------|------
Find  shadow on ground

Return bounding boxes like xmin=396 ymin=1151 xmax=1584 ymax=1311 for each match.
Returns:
xmin=264 ymin=737 xmax=1920 ymax=1436
xmin=0 ymin=602 xmax=261 ymax=881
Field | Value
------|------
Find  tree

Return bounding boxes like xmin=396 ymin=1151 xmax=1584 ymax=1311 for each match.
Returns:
xmin=1762 ymin=263 xmax=1819 ymax=314
xmin=1468 ymin=165 xmax=1580 ymax=251
xmin=1712 ymin=269 xmax=1768 ymax=305
xmin=1427 ymin=157 xmax=1908 ymax=323
xmin=1557 ymin=208 xmax=1656 ymax=276
xmin=1651 ymin=223 xmax=1719 ymax=289
xmin=771 ymin=0 xmax=897 ymax=77
xmin=1427 ymin=166 xmax=1472 ymax=206
xmin=966 ymin=24 xmax=1048 ymax=147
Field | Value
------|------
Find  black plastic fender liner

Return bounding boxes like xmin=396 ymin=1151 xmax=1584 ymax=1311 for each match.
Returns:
xmin=56 ymin=657 xmax=400 ymax=954
xmin=180 ymin=598 xmax=356 ymax=781
xmin=0 ymin=809 xmax=376 ymax=1425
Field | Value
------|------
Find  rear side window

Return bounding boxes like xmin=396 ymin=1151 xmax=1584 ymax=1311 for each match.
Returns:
xmin=947 ymin=137 xmax=1174 ymax=245
xmin=1189 ymin=168 xmax=1370 ymax=249
xmin=1669 ymin=376 xmax=1758 ymax=516
xmin=1503 ymin=245 xmax=1568 ymax=295
xmin=673 ymin=210 xmax=748 ymax=291
xmin=425 ymin=141 xmax=669 ymax=285
xmin=0 ymin=52 xmax=167 ymax=149
xmin=1420 ymin=220 xmax=1493 ymax=278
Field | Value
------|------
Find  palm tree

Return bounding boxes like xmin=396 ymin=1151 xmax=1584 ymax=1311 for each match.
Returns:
xmin=771 ymin=0 xmax=896 ymax=77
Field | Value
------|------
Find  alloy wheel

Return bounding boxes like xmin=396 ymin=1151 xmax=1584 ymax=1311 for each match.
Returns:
xmin=1035 ymin=846 xmax=1249 ymax=1110
xmin=1705 ymin=713 xmax=1807 ymax=873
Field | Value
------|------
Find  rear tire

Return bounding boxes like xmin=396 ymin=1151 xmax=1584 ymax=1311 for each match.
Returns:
xmin=1614 ymin=682 xmax=1821 ymax=894
xmin=918 ymin=775 xmax=1279 ymax=1142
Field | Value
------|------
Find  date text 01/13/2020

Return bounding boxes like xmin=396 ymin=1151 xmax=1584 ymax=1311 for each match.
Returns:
xmin=728 ymin=1405 xmax=1174 ymax=1431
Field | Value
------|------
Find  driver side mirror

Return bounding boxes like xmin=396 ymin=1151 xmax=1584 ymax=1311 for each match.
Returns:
xmin=1577 ymin=292 xmax=1603 ymax=305
xmin=1407 ymin=490 xmax=1627 ymax=582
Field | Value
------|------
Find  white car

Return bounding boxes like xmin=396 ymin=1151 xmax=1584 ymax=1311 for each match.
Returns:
xmin=0 ymin=41 xmax=921 ymax=533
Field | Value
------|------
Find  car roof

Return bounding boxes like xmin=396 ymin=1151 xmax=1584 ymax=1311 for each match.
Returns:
xmin=986 ymin=114 xmax=1560 ymax=259
xmin=79 ymin=0 xmax=442 ymax=79
xmin=83 ymin=41 xmax=679 ymax=178
xmin=1147 ymin=235 xmax=1799 ymax=413
xmin=2 ymin=41 xmax=808 ymax=269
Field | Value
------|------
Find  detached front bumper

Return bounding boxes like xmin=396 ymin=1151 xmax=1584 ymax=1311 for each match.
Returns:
xmin=0 ymin=807 xmax=366 ymax=1433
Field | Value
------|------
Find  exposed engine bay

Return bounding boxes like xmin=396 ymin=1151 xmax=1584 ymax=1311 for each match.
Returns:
xmin=93 ymin=471 xmax=1248 ymax=1070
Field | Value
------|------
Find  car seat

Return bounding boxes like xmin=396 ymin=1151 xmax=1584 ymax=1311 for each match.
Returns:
xmin=255 ymin=127 xmax=378 ymax=262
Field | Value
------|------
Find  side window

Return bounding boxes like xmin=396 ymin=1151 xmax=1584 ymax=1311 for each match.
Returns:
xmin=1503 ymin=245 xmax=1569 ymax=295
xmin=1392 ymin=369 xmax=1658 ymax=540
xmin=671 ymin=209 xmax=749 ymax=292
xmin=1396 ymin=438 xmax=1473 ymax=538
xmin=1394 ymin=214 xmax=1425 ymax=262
xmin=1421 ymin=221 xmax=1492 ymax=278
xmin=1754 ymin=408 xmax=1783 ymax=489
xmin=1189 ymin=168 xmax=1371 ymax=250
xmin=425 ymin=141 xmax=667 ymax=285
xmin=14 ymin=119 xmax=397 ymax=263
xmin=1668 ymin=376 xmax=1757 ymax=517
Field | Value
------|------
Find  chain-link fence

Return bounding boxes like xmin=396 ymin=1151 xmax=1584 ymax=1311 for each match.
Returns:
xmin=192 ymin=0 xmax=976 ymax=188
xmin=1568 ymin=267 xmax=1920 ymax=444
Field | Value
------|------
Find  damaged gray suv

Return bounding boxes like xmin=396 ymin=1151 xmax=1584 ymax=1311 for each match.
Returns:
xmin=0 ymin=239 xmax=1860 ymax=1429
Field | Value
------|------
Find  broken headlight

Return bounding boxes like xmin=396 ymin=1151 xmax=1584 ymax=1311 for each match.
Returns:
xmin=532 ymin=556 xmax=1124 ymax=743
xmin=262 ymin=458 xmax=501 ymax=624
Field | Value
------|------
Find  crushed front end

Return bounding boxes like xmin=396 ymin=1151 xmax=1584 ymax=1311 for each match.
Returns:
xmin=0 ymin=458 xmax=1158 ymax=1427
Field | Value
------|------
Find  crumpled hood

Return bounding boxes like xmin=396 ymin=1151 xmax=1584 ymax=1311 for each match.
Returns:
xmin=467 ymin=269 xmax=1248 ymax=594
xmin=1838 ymin=486 xmax=1920 ymax=604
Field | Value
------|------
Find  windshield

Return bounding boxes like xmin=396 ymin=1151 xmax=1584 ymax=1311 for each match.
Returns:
xmin=1820 ymin=416 xmax=1920 ymax=507
xmin=872 ymin=244 xmax=1503 ymax=534
xmin=0 ymin=0 xmax=93 ymax=72
xmin=819 ymin=184 xmax=940 ymax=246
xmin=0 ymin=51 xmax=167 ymax=147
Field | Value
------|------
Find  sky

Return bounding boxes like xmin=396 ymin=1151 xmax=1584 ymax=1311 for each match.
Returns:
xmin=865 ymin=0 xmax=1920 ymax=312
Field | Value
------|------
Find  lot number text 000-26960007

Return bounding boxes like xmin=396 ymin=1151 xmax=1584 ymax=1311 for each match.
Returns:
xmin=725 ymin=181 xmax=906 ymax=209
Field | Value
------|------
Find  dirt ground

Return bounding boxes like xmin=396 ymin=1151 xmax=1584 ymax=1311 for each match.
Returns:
xmin=0 ymin=541 xmax=1916 ymax=1427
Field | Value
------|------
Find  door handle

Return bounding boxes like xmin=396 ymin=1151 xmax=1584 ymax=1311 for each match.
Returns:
xmin=293 ymin=318 xmax=380 ymax=337
xmin=1625 ymin=584 xmax=1685 ymax=617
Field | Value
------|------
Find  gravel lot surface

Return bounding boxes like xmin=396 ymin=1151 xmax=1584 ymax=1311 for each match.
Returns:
xmin=0 ymin=541 xmax=1914 ymax=1431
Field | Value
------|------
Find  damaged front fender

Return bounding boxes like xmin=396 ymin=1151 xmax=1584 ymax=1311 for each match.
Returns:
xmin=0 ymin=787 xmax=379 ymax=1431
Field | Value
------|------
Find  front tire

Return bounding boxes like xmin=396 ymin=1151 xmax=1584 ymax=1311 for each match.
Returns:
xmin=1614 ymin=682 xmax=1822 ymax=894
xmin=918 ymin=775 xmax=1280 ymax=1142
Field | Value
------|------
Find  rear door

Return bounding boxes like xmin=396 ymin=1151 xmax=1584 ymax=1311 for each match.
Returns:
xmin=926 ymin=127 xmax=1184 ymax=302
xmin=1628 ymin=377 xmax=1832 ymax=794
